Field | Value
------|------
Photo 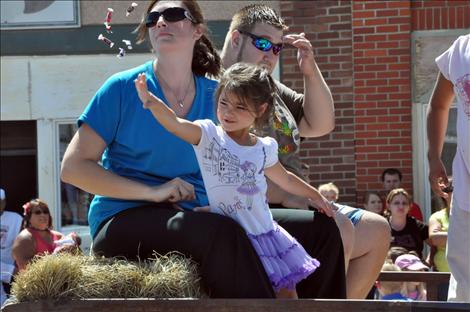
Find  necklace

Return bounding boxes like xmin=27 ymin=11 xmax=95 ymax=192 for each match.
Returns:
xmin=156 ymin=68 xmax=193 ymax=108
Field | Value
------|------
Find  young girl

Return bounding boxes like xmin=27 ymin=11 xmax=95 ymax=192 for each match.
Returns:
xmin=135 ymin=62 xmax=333 ymax=298
xmin=395 ymin=253 xmax=429 ymax=300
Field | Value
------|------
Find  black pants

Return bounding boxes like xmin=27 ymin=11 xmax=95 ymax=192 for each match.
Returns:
xmin=93 ymin=205 xmax=346 ymax=298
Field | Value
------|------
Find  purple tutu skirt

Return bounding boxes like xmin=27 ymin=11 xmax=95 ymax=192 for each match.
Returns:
xmin=247 ymin=222 xmax=320 ymax=292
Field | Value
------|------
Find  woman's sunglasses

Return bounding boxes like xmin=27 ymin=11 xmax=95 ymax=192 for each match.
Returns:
xmin=32 ymin=209 xmax=50 ymax=215
xmin=238 ymin=30 xmax=283 ymax=55
xmin=145 ymin=7 xmax=195 ymax=28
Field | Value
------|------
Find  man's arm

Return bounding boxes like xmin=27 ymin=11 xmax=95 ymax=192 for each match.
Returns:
xmin=284 ymin=33 xmax=335 ymax=138
xmin=426 ymin=72 xmax=455 ymax=198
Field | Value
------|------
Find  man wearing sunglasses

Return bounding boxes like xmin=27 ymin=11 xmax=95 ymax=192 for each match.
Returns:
xmin=221 ymin=4 xmax=391 ymax=300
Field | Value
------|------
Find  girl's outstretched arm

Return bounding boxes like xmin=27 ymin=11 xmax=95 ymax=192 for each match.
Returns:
xmin=134 ymin=73 xmax=201 ymax=145
xmin=264 ymin=162 xmax=334 ymax=217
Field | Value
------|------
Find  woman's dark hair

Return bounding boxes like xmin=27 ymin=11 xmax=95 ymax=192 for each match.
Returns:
xmin=23 ymin=198 xmax=53 ymax=229
xmin=135 ymin=0 xmax=221 ymax=77
xmin=215 ymin=63 xmax=276 ymax=129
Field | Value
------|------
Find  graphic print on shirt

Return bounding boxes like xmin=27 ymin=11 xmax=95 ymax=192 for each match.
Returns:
xmin=391 ymin=234 xmax=418 ymax=251
xmin=237 ymin=161 xmax=260 ymax=210
xmin=455 ymin=73 xmax=470 ymax=119
xmin=272 ymin=106 xmax=300 ymax=155
xmin=201 ymin=137 xmax=261 ymax=216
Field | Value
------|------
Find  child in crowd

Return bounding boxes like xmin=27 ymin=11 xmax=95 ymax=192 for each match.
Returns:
xmin=376 ymin=261 xmax=411 ymax=301
xmin=318 ymin=182 xmax=365 ymax=227
xmin=318 ymin=182 xmax=339 ymax=202
xmin=135 ymin=62 xmax=333 ymax=298
xmin=395 ymin=253 xmax=429 ymax=300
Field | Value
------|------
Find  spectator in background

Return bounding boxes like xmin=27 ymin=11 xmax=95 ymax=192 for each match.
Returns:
xmin=426 ymin=34 xmax=470 ymax=302
xmin=381 ymin=168 xmax=423 ymax=221
xmin=12 ymin=199 xmax=80 ymax=272
xmin=395 ymin=253 xmax=429 ymax=301
xmin=428 ymin=184 xmax=451 ymax=301
xmin=0 ymin=188 xmax=22 ymax=306
xmin=363 ymin=191 xmax=384 ymax=216
xmin=375 ymin=261 xmax=410 ymax=301
xmin=386 ymin=188 xmax=429 ymax=260
xmin=318 ymin=182 xmax=339 ymax=202
xmin=428 ymin=182 xmax=451 ymax=273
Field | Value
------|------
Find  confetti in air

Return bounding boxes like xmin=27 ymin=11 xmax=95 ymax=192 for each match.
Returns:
xmin=105 ymin=8 xmax=113 ymax=24
xmin=126 ymin=2 xmax=138 ymax=17
xmin=104 ymin=8 xmax=114 ymax=33
xmin=117 ymin=48 xmax=126 ymax=58
xmin=98 ymin=34 xmax=114 ymax=48
xmin=122 ymin=39 xmax=133 ymax=50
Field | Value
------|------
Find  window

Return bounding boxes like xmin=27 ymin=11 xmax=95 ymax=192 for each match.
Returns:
xmin=58 ymin=124 xmax=93 ymax=227
xmin=55 ymin=122 xmax=93 ymax=254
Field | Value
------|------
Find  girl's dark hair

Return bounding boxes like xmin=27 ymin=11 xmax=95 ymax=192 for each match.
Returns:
xmin=135 ymin=0 xmax=221 ymax=77
xmin=215 ymin=63 xmax=276 ymax=129
xmin=23 ymin=198 xmax=53 ymax=229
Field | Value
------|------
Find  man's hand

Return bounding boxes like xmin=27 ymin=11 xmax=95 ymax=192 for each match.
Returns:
xmin=283 ymin=33 xmax=316 ymax=77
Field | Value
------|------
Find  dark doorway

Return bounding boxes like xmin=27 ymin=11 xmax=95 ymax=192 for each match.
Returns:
xmin=0 ymin=120 xmax=37 ymax=215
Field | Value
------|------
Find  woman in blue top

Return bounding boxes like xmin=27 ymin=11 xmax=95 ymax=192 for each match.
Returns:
xmin=61 ymin=0 xmax=276 ymax=298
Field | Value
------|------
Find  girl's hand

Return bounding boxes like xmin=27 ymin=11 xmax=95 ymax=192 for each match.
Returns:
xmin=134 ymin=73 xmax=165 ymax=109
xmin=308 ymin=196 xmax=334 ymax=218
xmin=150 ymin=177 xmax=195 ymax=203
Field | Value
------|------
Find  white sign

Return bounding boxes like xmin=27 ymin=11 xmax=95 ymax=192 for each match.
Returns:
xmin=1 ymin=0 xmax=80 ymax=30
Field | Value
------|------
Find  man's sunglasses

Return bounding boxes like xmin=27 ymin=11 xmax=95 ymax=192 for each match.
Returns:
xmin=145 ymin=7 xmax=195 ymax=28
xmin=238 ymin=30 xmax=283 ymax=55
xmin=33 ymin=209 xmax=50 ymax=215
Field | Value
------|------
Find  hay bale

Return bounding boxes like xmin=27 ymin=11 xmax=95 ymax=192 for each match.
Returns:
xmin=10 ymin=252 xmax=203 ymax=303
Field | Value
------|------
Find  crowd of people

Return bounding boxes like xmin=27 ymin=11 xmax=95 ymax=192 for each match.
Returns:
xmin=1 ymin=0 xmax=468 ymax=305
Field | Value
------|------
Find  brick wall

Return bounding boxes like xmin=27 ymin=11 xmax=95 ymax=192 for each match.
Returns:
xmin=351 ymin=0 xmax=413 ymax=203
xmin=280 ymin=0 xmax=469 ymax=206
xmin=280 ymin=0 xmax=356 ymax=203
xmin=411 ymin=0 xmax=470 ymax=30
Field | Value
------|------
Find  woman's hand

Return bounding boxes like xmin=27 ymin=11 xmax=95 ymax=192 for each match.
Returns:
xmin=151 ymin=177 xmax=196 ymax=203
xmin=428 ymin=158 xmax=450 ymax=199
